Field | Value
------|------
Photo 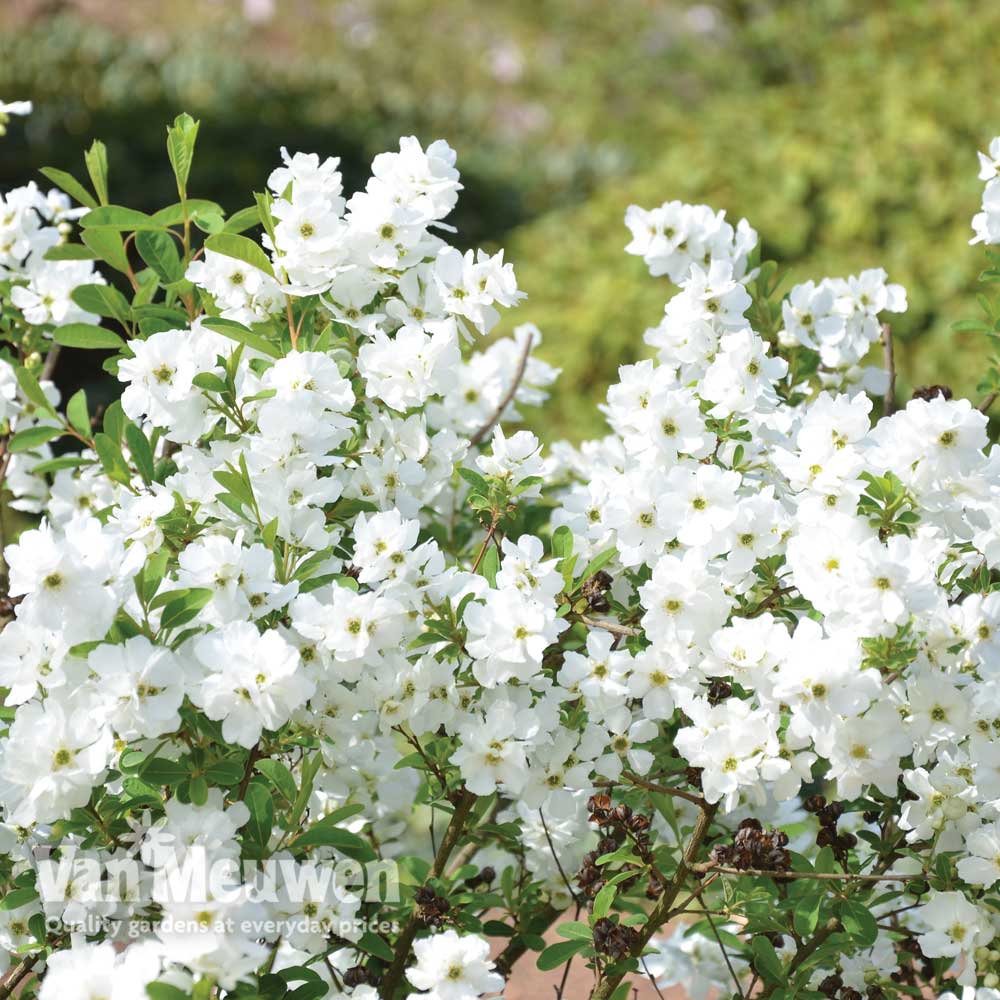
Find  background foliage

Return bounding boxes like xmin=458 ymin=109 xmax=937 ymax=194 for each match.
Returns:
xmin=2 ymin=0 xmax=997 ymax=438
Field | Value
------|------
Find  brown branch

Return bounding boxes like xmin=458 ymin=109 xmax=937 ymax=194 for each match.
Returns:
xmin=41 ymin=344 xmax=61 ymax=381
xmin=468 ymin=330 xmax=535 ymax=447
xmin=540 ymin=808 xmax=582 ymax=906
xmin=594 ymin=770 xmax=705 ymax=807
xmin=381 ymin=789 xmax=477 ymax=998
xmin=470 ymin=512 xmax=501 ymax=574
xmin=743 ymin=585 xmax=796 ymax=619
xmin=590 ymin=800 xmax=718 ymax=1000
xmin=881 ymin=322 xmax=896 ymax=416
xmin=690 ymin=862 xmax=925 ymax=882
xmin=759 ymin=918 xmax=840 ymax=1000
xmin=980 ymin=390 xmax=998 ymax=414
xmin=0 ymin=951 xmax=41 ymax=1000
xmin=577 ymin=615 xmax=641 ymax=638
xmin=236 ymin=742 xmax=263 ymax=801
xmin=445 ymin=797 xmax=501 ymax=878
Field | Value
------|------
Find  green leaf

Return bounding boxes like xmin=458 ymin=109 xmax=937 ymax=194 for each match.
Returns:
xmin=135 ymin=549 xmax=170 ymax=606
xmin=66 ymin=389 xmax=91 ymax=438
xmin=223 ymin=205 xmax=261 ymax=234
xmin=204 ymin=759 xmax=245 ymax=785
xmin=557 ymin=920 xmax=594 ymax=941
xmin=7 ymin=425 xmax=63 ymax=453
xmin=139 ymin=757 xmax=189 ymax=786
xmin=103 ymin=399 xmax=126 ymax=443
xmin=80 ymin=228 xmax=131 ymax=274
xmin=254 ymin=190 xmax=277 ymax=244
xmin=158 ymin=588 xmax=213 ymax=632
xmin=244 ymin=782 xmax=274 ymax=846
xmin=358 ymin=931 xmax=394 ymax=962
xmin=536 ymin=939 xmax=587 ymax=971
xmin=793 ymin=892 xmax=823 ymax=938
xmin=751 ymin=935 xmax=785 ymax=984
xmin=592 ymin=881 xmax=616 ymax=920
xmin=31 ymin=455 xmax=94 ymax=475
xmin=166 ymin=113 xmax=200 ymax=200
xmin=479 ymin=545 xmax=500 ymax=586
xmin=188 ymin=775 xmax=209 ymax=806
xmin=39 ymin=166 xmax=98 ymax=209
xmin=146 ymin=983 xmax=190 ymax=1000
xmin=578 ymin=546 xmax=617 ymax=584
xmin=294 ymin=815 xmax=375 ymax=860
xmin=93 ymin=432 xmax=132 ymax=485
xmin=0 ymin=888 xmax=38 ymax=911
xmin=204 ymin=232 xmax=275 ymax=278
xmin=81 ymin=205 xmax=157 ymax=231
xmin=43 ymin=243 xmax=99 ymax=261
xmin=256 ymin=759 xmax=297 ymax=803
xmin=192 ymin=372 xmax=228 ymax=393
xmin=53 ymin=323 xmax=124 ymax=350
xmin=136 ymin=230 xmax=184 ymax=284
xmin=192 ymin=210 xmax=224 ymax=235
xmin=286 ymin=984 xmax=330 ymax=1000
xmin=200 ymin=316 xmax=281 ymax=359
xmin=14 ymin=366 xmax=57 ymax=417
xmin=71 ymin=284 xmax=131 ymax=326
xmin=84 ymin=140 xmax=109 ymax=206
xmin=838 ymin=899 xmax=878 ymax=947
xmin=125 ymin=423 xmax=155 ymax=484
xmin=552 ymin=524 xmax=574 ymax=560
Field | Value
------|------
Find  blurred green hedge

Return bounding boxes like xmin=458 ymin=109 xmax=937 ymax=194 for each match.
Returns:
xmin=504 ymin=1 xmax=1000 ymax=438
xmin=3 ymin=2 xmax=999 ymax=441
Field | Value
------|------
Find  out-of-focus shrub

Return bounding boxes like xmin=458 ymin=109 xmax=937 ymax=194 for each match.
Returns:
xmin=504 ymin=2 xmax=1000 ymax=438
xmin=3 ymin=2 xmax=999 ymax=440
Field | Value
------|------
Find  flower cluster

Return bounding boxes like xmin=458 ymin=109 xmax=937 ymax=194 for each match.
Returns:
xmin=1 ymin=116 xmax=1000 ymax=1000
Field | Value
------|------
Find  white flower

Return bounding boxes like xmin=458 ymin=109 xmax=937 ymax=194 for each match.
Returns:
xmin=404 ymin=929 xmax=502 ymax=1000
xmin=0 ymin=690 xmax=113 ymax=826
xmin=38 ymin=941 xmax=162 ymax=1000
xmin=192 ymin=622 xmax=314 ymax=748
xmin=465 ymin=587 xmax=566 ymax=687
xmin=89 ymin=636 xmax=186 ymax=740
xmin=958 ymin=820 xmax=1000 ymax=888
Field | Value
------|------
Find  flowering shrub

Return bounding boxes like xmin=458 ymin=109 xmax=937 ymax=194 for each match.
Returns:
xmin=1 ymin=111 xmax=1000 ymax=1000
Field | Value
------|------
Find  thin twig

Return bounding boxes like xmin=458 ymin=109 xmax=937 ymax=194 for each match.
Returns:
xmin=667 ymin=871 xmax=721 ymax=918
xmin=468 ymin=330 xmax=535 ymax=447
xmin=594 ymin=770 xmax=706 ymax=807
xmin=692 ymin=862 xmax=924 ymax=882
xmin=41 ymin=344 xmax=61 ymax=381
xmin=236 ymin=742 xmax=263 ymax=800
xmin=554 ymin=902 xmax=583 ymax=999
xmin=470 ymin=513 xmax=501 ymax=574
xmin=743 ymin=585 xmax=796 ymax=619
xmin=979 ymin=390 xmax=998 ymax=414
xmin=881 ymin=322 xmax=896 ymax=416
xmin=705 ymin=908 xmax=745 ymax=999
xmin=641 ymin=957 xmax=668 ymax=1000
xmin=577 ymin=615 xmax=641 ymax=638
xmin=539 ymin=809 xmax=582 ymax=906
